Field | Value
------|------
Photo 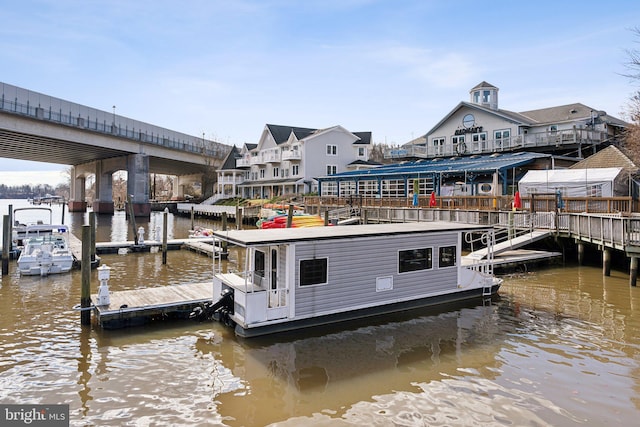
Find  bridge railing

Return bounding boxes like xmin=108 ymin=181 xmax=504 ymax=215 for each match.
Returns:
xmin=0 ymin=87 xmax=229 ymax=159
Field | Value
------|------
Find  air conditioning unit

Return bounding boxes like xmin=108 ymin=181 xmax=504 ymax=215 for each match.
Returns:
xmin=476 ymin=183 xmax=494 ymax=195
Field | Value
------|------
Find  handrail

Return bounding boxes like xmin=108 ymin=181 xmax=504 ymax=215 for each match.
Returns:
xmin=0 ymin=88 xmax=228 ymax=159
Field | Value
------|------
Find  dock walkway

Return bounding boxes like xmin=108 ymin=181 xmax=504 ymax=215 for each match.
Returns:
xmin=92 ymin=281 xmax=213 ymax=328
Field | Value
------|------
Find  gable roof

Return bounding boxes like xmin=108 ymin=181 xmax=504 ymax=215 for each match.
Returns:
xmin=353 ymin=131 xmax=372 ymax=144
xmin=570 ymin=145 xmax=638 ymax=174
xmin=266 ymin=124 xmax=317 ymax=145
xmin=425 ymin=101 xmax=534 ymax=137
xmin=220 ymin=145 xmax=241 ymax=170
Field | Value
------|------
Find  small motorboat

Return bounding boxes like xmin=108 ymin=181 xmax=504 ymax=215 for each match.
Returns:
xmin=17 ymin=225 xmax=75 ymax=276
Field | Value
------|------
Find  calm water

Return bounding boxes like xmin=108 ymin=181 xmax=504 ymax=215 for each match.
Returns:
xmin=1 ymin=200 xmax=639 ymax=426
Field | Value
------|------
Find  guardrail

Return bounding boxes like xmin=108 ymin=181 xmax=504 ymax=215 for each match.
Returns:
xmin=305 ymin=195 xmax=635 ymax=214
xmin=0 ymin=85 xmax=228 ymax=159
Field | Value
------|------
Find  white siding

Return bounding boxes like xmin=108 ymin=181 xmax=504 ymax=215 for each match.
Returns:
xmin=293 ymin=232 xmax=459 ymax=318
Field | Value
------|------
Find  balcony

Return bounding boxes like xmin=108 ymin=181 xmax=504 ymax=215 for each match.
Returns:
xmin=263 ymin=149 xmax=282 ymax=163
xmin=385 ymin=128 xmax=609 ymax=159
xmin=282 ymin=150 xmax=301 ymax=161
xmin=236 ymin=157 xmax=251 ymax=168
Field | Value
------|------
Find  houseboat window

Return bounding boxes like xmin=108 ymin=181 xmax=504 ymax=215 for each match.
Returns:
xmin=399 ymin=248 xmax=432 ymax=273
xmin=299 ymin=258 xmax=328 ymax=286
xmin=326 ymin=144 xmax=337 ymax=155
xmin=292 ymin=164 xmax=299 ymax=176
xmin=254 ymin=250 xmax=266 ymax=279
xmin=439 ymin=246 xmax=456 ymax=268
xmin=326 ymin=165 xmax=337 ymax=175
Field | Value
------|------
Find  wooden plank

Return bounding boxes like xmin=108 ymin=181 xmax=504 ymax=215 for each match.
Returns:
xmin=91 ymin=282 xmax=213 ymax=321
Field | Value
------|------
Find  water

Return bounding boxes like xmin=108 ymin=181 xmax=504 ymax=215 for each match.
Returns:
xmin=1 ymin=200 xmax=639 ymax=426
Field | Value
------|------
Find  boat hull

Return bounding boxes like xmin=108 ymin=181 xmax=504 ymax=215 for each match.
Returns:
xmin=233 ymin=282 xmax=501 ymax=338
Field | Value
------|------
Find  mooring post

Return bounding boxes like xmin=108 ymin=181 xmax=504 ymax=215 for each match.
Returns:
xmin=221 ymin=212 xmax=228 ymax=253
xmin=81 ymin=225 xmax=91 ymax=325
xmin=61 ymin=201 xmax=65 ymax=224
xmin=324 ymin=209 xmax=329 ymax=226
xmin=162 ymin=208 xmax=168 ymax=265
xmin=2 ymin=215 xmax=9 ymax=275
xmin=190 ymin=206 xmax=194 ymax=231
xmin=602 ymin=248 xmax=611 ymax=277
xmin=89 ymin=212 xmax=96 ymax=264
xmin=236 ymin=207 xmax=242 ymax=230
xmin=577 ymin=242 xmax=584 ymax=265
xmin=630 ymin=256 xmax=638 ymax=287
xmin=286 ymin=204 xmax=294 ymax=228
xmin=127 ymin=195 xmax=139 ymax=245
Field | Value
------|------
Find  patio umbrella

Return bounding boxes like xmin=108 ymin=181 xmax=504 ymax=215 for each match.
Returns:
xmin=513 ymin=191 xmax=522 ymax=209
xmin=429 ymin=191 xmax=437 ymax=207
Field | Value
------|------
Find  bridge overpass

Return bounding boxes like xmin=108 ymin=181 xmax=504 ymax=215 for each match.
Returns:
xmin=0 ymin=82 xmax=231 ymax=215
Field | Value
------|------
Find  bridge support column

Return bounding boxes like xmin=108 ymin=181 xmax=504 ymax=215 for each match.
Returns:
xmin=93 ymin=160 xmax=114 ymax=214
xmin=577 ymin=242 xmax=584 ymax=265
xmin=68 ymin=167 xmax=87 ymax=212
xmin=630 ymin=256 xmax=638 ymax=287
xmin=127 ymin=154 xmax=150 ymax=217
xmin=602 ymin=248 xmax=611 ymax=277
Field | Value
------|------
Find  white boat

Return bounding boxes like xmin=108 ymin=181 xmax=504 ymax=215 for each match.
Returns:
xmin=17 ymin=225 xmax=75 ymax=276
xmin=12 ymin=206 xmax=56 ymax=249
xmin=193 ymin=221 xmax=502 ymax=337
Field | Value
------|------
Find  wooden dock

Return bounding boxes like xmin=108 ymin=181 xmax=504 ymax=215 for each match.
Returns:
xmin=91 ymin=281 xmax=213 ymax=329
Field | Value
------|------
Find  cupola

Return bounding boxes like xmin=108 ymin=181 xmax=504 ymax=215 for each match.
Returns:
xmin=470 ymin=81 xmax=499 ymax=110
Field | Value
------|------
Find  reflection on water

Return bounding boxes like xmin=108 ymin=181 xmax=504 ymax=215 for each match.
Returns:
xmin=1 ymin=200 xmax=640 ymax=426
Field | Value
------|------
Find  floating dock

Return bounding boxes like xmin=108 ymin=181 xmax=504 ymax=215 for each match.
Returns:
xmin=91 ymin=282 xmax=213 ymax=329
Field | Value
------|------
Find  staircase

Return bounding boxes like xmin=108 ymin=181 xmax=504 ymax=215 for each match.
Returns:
xmin=465 ymin=229 xmax=552 ymax=260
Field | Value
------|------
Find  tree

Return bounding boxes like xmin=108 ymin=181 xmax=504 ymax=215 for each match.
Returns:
xmin=622 ymin=27 xmax=640 ymax=163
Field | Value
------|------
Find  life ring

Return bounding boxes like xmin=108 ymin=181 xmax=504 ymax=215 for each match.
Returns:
xmin=456 ymin=142 xmax=467 ymax=154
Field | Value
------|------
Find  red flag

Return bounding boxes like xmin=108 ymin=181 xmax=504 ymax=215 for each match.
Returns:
xmin=429 ymin=192 xmax=437 ymax=207
xmin=513 ymin=191 xmax=522 ymax=209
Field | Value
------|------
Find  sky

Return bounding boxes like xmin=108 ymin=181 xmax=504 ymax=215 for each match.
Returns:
xmin=1 ymin=0 xmax=640 ymax=185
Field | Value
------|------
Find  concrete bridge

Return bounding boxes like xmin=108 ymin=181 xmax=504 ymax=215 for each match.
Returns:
xmin=0 ymin=82 xmax=231 ymax=215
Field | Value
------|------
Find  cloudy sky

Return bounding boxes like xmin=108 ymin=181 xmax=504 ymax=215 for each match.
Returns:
xmin=1 ymin=0 xmax=639 ymax=184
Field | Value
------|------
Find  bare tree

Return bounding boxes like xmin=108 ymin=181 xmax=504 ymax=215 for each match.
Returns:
xmin=621 ymin=28 xmax=640 ymax=163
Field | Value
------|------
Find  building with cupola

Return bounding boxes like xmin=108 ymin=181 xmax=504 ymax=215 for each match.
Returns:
xmin=386 ymin=81 xmax=627 ymax=160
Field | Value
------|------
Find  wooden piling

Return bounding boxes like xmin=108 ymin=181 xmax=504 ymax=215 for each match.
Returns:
xmin=286 ymin=204 xmax=294 ymax=228
xmin=577 ymin=242 xmax=584 ymax=265
xmin=2 ymin=215 xmax=9 ymax=275
xmin=127 ymin=195 xmax=139 ymax=245
xmin=190 ymin=206 xmax=194 ymax=231
xmin=236 ymin=207 xmax=243 ymax=230
xmin=221 ymin=212 xmax=228 ymax=253
xmin=162 ymin=209 xmax=168 ymax=265
xmin=324 ymin=210 xmax=329 ymax=226
xmin=630 ymin=256 xmax=638 ymax=287
xmin=89 ymin=212 xmax=96 ymax=264
xmin=81 ymin=225 xmax=91 ymax=325
xmin=602 ymin=248 xmax=611 ymax=277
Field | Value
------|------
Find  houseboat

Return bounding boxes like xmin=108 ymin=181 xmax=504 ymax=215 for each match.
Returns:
xmin=193 ymin=221 xmax=501 ymax=337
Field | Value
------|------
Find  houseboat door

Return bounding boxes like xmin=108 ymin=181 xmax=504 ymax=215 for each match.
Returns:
xmin=267 ymin=246 xmax=288 ymax=320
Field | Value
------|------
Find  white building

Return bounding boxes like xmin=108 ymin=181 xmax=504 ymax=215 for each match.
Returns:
xmin=216 ymin=124 xmax=374 ymax=199
xmin=387 ymin=81 xmax=627 ymax=160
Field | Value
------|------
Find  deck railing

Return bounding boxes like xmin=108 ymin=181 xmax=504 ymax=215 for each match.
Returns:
xmin=305 ymin=195 xmax=635 ymax=214
xmin=384 ymin=128 xmax=608 ymax=159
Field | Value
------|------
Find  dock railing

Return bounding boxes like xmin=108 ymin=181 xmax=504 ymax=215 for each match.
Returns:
xmin=305 ymin=195 xmax=635 ymax=214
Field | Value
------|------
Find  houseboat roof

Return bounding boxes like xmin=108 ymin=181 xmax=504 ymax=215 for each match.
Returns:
xmin=213 ymin=221 xmax=487 ymax=247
